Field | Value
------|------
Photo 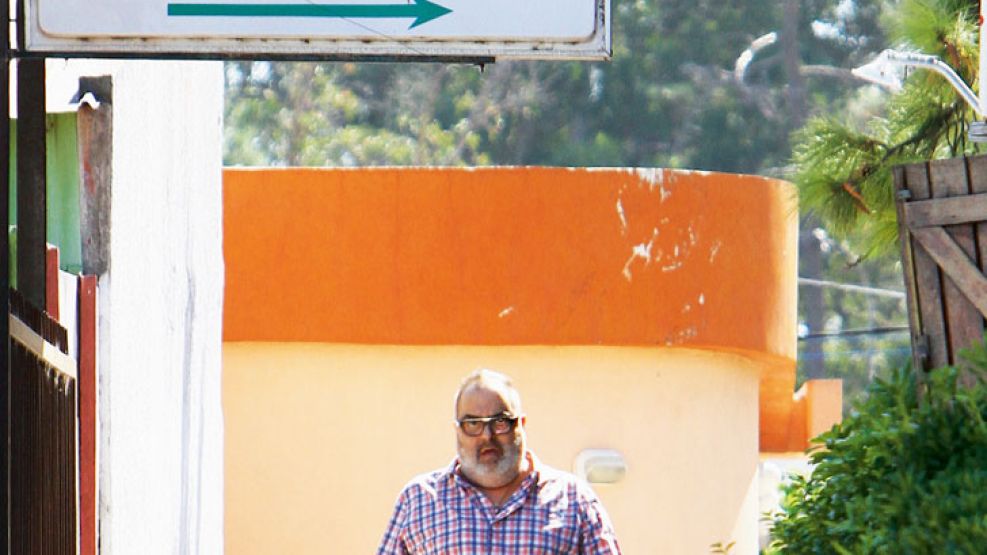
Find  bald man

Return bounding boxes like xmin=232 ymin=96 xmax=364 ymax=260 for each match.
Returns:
xmin=377 ymin=369 xmax=622 ymax=554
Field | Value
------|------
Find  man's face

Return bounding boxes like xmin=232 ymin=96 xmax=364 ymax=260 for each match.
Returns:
xmin=455 ymin=383 xmax=526 ymax=489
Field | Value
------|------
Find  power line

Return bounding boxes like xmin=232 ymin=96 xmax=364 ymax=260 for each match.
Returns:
xmin=798 ymin=326 xmax=910 ymax=340
xmin=798 ymin=346 xmax=912 ymax=360
xmin=798 ymin=277 xmax=906 ymax=299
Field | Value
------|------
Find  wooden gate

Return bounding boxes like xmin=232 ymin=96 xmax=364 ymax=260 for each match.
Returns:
xmin=8 ymin=289 xmax=78 ymax=554
xmin=894 ymin=155 xmax=987 ymax=372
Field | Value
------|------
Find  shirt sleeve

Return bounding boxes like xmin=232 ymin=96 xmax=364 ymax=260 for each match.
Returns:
xmin=376 ymin=488 xmax=412 ymax=555
xmin=577 ymin=486 xmax=622 ymax=555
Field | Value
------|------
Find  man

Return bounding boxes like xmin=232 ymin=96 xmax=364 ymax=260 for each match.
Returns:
xmin=377 ymin=368 xmax=622 ymax=554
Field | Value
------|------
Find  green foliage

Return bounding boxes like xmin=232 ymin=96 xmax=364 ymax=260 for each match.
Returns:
xmin=224 ymin=63 xmax=491 ymax=166
xmin=769 ymin=339 xmax=987 ymax=553
xmin=793 ymin=118 xmax=892 ymax=239
xmin=887 ymin=0 xmax=979 ymax=64
xmin=793 ymin=0 xmax=983 ymax=257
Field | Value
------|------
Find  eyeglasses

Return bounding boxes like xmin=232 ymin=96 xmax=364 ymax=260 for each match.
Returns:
xmin=456 ymin=414 xmax=522 ymax=437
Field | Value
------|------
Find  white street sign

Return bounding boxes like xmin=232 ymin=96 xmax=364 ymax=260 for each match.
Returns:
xmin=26 ymin=0 xmax=611 ymax=60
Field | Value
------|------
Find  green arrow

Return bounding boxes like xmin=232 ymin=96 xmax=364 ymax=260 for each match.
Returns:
xmin=167 ymin=0 xmax=453 ymax=28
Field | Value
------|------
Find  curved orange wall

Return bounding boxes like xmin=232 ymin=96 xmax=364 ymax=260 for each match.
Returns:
xmin=223 ymin=167 xmax=797 ymax=361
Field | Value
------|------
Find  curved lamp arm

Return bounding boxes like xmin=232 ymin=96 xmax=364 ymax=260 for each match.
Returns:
xmin=852 ymin=49 xmax=982 ymax=117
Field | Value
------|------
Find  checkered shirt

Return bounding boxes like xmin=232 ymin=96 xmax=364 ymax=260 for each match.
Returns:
xmin=377 ymin=455 xmax=622 ymax=555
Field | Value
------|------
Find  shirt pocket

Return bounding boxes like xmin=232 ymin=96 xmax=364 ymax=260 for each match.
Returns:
xmin=522 ymin=513 xmax=577 ymax=554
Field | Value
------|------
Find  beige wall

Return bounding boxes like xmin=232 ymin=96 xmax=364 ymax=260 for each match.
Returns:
xmin=225 ymin=343 xmax=763 ymax=554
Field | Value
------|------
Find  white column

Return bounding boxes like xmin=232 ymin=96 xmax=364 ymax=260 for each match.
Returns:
xmin=52 ymin=59 xmax=225 ymax=555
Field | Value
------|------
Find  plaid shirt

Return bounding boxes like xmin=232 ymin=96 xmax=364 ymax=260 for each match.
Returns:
xmin=377 ymin=454 xmax=622 ymax=555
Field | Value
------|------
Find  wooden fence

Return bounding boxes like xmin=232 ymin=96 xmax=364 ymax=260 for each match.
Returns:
xmin=8 ymin=290 xmax=77 ymax=554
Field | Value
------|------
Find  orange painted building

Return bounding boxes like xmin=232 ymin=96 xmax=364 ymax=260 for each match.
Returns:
xmin=223 ymin=167 xmax=840 ymax=553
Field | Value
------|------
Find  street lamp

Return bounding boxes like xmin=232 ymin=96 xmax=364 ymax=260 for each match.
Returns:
xmin=852 ymin=3 xmax=987 ymax=142
xmin=851 ymin=50 xmax=976 ymax=102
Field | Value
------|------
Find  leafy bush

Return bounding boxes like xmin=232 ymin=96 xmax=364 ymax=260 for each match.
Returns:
xmin=768 ymin=339 xmax=987 ymax=554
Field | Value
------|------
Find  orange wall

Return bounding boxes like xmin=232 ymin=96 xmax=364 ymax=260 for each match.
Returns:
xmin=222 ymin=167 xmax=824 ymax=452
xmin=224 ymin=167 xmax=797 ymax=360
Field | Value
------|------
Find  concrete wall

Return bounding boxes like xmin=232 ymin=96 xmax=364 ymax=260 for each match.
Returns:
xmin=224 ymin=343 xmax=763 ymax=554
xmin=49 ymin=60 xmax=226 ymax=555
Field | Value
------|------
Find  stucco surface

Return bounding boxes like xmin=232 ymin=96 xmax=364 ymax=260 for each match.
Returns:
xmin=223 ymin=167 xmax=798 ymax=360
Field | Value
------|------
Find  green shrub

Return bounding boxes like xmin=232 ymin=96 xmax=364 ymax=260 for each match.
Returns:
xmin=767 ymin=339 xmax=987 ymax=554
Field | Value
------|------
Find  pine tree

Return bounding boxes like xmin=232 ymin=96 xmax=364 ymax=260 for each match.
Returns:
xmin=793 ymin=0 xmax=982 ymax=257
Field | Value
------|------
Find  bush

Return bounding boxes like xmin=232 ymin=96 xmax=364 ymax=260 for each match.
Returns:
xmin=767 ymin=339 xmax=987 ymax=554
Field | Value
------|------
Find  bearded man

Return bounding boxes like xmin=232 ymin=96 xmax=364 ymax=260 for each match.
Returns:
xmin=376 ymin=368 xmax=622 ymax=554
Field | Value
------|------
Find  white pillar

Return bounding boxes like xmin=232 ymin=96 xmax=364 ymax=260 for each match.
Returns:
xmin=51 ymin=59 xmax=225 ymax=555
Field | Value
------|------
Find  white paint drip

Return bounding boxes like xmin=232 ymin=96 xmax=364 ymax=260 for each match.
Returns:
xmin=634 ymin=168 xmax=671 ymax=201
xmin=621 ymin=228 xmax=659 ymax=281
xmin=498 ymin=306 xmax=515 ymax=318
xmin=661 ymin=261 xmax=684 ymax=272
xmin=682 ymin=303 xmax=692 ymax=314
xmin=698 ymin=293 xmax=705 ymax=305
xmin=636 ymin=168 xmax=665 ymax=191
xmin=616 ymin=197 xmax=628 ymax=235
xmin=708 ymin=240 xmax=722 ymax=263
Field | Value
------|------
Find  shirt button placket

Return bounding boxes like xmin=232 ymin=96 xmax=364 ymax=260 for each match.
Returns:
xmin=487 ymin=520 xmax=495 ymax=555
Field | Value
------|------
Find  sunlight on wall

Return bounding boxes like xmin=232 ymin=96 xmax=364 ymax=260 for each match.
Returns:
xmin=224 ymin=343 xmax=763 ymax=554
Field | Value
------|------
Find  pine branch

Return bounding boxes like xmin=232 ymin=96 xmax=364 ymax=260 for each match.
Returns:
xmin=880 ymin=103 xmax=959 ymax=163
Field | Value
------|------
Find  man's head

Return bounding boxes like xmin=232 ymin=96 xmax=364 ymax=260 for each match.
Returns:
xmin=453 ymin=369 xmax=527 ymax=489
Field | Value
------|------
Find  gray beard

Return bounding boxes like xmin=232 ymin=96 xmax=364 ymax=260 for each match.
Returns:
xmin=458 ymin=440 xmax=522 ymax=489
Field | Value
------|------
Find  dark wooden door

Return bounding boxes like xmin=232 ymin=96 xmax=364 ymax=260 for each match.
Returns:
xmin=894 ymin=155 xmax=987 ymax=372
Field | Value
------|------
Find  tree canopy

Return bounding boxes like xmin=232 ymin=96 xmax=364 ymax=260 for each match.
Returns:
xmin=224 ymin=0 xmax=886 ymax=174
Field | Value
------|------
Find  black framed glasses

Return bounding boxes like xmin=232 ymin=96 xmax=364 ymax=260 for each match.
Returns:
xmin=456 ymin=414 xmax=522 ymax=437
